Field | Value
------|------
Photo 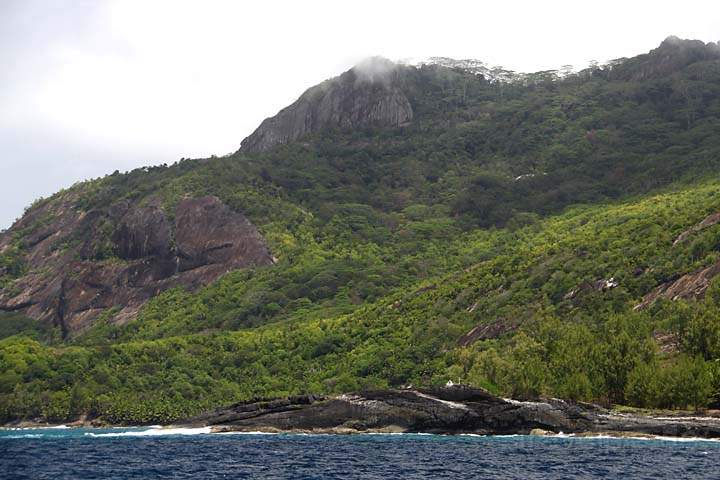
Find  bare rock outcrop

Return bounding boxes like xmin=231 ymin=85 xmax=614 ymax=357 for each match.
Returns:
xmin=563 ymin=278 xmax=619 ymax=301
xmin=239 ymin=57 xmax=413 ymax=153
xmin=633 ymin=212 xmax=720 ymax=310
xmin=180 ymin=385 xmax=720 ymax=438
xmin=634 ymin=260 xmax=720 ymax=310
xmin=113 ymin=199 xmax=172 ymax=260
xmin=0 ymin=194 xmax=274 ymax=335
xmin=608 ymin=37 xmax=720 ymax=82
xmin=175 ymin=197 xmax=271 ymax=272
xmin=457 ymin=318 xmax=521 ymax=347
xmin=653 ymin=331 xmax=681 ymax=354
xmin=673 ymin=212 xmax=720 ymax=246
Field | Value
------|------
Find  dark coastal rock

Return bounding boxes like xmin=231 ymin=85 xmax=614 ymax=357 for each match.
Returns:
xmin=0 ymin=194 xmax=274 ymax=335
xmin=239 ymin=57 xmax=413 ymax=153
xmin=180 ymin=386 xmax=720 ymax=438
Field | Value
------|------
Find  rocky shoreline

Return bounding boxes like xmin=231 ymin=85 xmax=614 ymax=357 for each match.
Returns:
xmin=5 ymin=385 xmax=720 ymax=439
xmin=180 ymin=385 xmax=720 ymax=438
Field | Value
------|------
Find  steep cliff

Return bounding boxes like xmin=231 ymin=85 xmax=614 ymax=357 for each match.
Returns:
xmin=0 ymin=194 xmax=274 ymax=336
xmin=239 ymin=57 xmax=414 ymax=153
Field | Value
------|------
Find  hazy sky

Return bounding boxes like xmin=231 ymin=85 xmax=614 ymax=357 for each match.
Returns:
xmin=1 ymin=0 xmax=718 ymax=229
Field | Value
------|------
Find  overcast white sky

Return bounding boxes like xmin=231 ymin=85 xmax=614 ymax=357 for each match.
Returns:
xmin=1 ymin=0 xmax=718 ymax=229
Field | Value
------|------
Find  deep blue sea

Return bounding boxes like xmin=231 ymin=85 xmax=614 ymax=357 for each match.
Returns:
xmin=2 ymin=426 xmax=719 ymax=479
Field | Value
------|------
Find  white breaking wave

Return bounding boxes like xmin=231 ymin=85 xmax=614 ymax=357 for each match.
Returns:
xmin=456 ymin=432 xmax=720 ymax=443
xmin=537 ymin=433 xmax=720 ymax=443
xmin=85 ymin=427 xmax=211 ymax=437
xmin=3 ymin=427 xmax=720 ymax=443
xmin=1 ymin=425 xmax=69 ymax=431
xmin=215 ymin=431 xmax=281 ymax=436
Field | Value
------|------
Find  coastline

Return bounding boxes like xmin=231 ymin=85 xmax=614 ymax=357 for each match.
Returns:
xmin=179 ymin=385 xmax=720 ymax=440
xmin=5 ymin=385 xmax=720 ymax=440
xmin=4 ymin=424 xmax=720 ymax=444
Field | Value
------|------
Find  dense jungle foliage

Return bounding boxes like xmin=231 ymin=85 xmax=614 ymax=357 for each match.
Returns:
xmin=2 ymin=38 xmax=720 ymax=423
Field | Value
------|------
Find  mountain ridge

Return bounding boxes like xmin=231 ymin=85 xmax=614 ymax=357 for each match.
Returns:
xmin=238 ymin=37 xmax=720 ymax=154
xmin=3 ymin=37 xmax=720 ymax=424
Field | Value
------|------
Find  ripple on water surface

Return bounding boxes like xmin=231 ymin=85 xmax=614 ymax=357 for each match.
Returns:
xmin=1 ymin=427 xmax=719 ymax=479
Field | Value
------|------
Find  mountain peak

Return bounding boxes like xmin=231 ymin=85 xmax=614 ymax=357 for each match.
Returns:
xmin=238 ymin=58 xmax=413 ymax=153
xmin=351 ymin=56 xmax=399 ymax=83
xmin=659 ymin=35 xmax=710 ymax=49
xmin=609 ymin=36 xmax=720 ymax=81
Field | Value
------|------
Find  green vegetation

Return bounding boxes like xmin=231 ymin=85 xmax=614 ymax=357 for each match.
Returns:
xmin=3 ymin=41 xmax=720 ymax=423
xmin=0 ymin=312 xmax=56 ymax=342
xmin=4 ymin=182 xmax=720 ymax=423
xmin=0 ymin=243 xmax=25 ymax=289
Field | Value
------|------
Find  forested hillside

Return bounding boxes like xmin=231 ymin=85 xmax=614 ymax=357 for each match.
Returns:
xmin=2 ymin=37 xmax=720 ymax=423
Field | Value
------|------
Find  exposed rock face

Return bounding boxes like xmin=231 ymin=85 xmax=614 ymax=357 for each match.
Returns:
xmin=239 ymin=57 xmax=413 ymax=153
xmin=181 ymin=385 xmax=720 ymax=438
xmin=113 ymin=199 xmax=172 ymax=260
xmin=563 ymin=278 xmax=619 ymax=301
xmin=457 ymin=318 xmax=521 ymax=347
xmin=634 ymin=260 xmax=720 ymax=310
xmin=609 ymin=37 xmax=720 ymax=81
xmin=673 ymin=212 xmax=720 ymax=246
xmin=174 ymin=197 xmax=271 ymax=272
xmin=0 ymin=194 xmax=274 ymax=335
xmin=633 ymin=212 xmax=720 ymax=310
xmin=653 ymin=331 xmax=680 ymax=354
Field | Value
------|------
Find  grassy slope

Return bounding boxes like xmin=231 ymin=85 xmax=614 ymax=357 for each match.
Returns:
xmin=3 ymin=180 xmax=720 ymax=423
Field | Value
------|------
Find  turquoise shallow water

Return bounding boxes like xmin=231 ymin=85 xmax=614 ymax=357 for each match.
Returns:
xmin=1 ymin=427 xmax=719 ymax=479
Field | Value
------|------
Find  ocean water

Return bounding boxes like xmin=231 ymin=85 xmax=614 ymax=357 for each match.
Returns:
xmin=1 ymin=427 xmax=719 ymax=479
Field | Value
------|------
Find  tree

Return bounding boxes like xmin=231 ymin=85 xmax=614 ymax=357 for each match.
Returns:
xmin=625 ymin=362 xmax=661 ymax=407
xmin=661 ymin=356 xmax=713 ymax=410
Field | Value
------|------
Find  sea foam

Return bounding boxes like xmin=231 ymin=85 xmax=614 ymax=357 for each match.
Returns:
xmin=85 ymin=427 xmax=211 ymax=437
